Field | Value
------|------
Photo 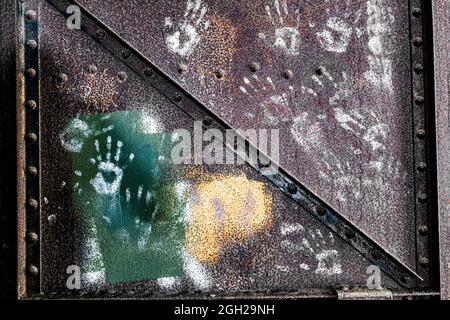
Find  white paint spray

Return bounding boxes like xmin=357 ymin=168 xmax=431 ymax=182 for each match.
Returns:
xmin=164 ymin=0 xmax=210 ymax=57
xmin=364 ymin=0 xmax=395 ymax=94
xmin=239 ymin=76 xmax=293 ymax=126
xmin=279 ymin=223 xmax=342 ymax=276
xmin=316 ymin=16 xmax=353 ymax=53
xmin=260 ymin=0 xmax=301 ymax=56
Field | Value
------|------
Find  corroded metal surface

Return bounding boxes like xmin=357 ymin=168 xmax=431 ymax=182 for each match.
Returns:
xmin=432 ymin=0 xmax=450 ymax=301
xmin=75 ymin=0 xmax=417 ymax=267
xmin=37 ymin=0 xmax=405 ymax=294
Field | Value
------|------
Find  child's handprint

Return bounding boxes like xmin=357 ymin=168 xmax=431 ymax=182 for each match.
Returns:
xmin=239 ymin=75 xmax=294 ymax=126
xmin=259 ymin=0 xmax=301 ymax=56
xmin=164 ymin=0 xmax=210 ymax=57
xmin=89 ymin=136 xmax=134 ymax=196
xmin=280 ymin=223 xmax=342 ymax=276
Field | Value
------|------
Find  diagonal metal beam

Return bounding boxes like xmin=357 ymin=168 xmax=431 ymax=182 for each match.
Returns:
xmin=45 ymin=0 xmax=422 ymax=288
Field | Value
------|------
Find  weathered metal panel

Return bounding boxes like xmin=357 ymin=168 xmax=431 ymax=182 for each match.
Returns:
xmin=76 ymin=0 xmax=417 ymax=267
xmin=432 ymin=0 xmax=450 ymax=301
xmin=12 ymin=0 xmax=442 ymax=299
xmin=38 ymin=0 xmax=402 ymax=294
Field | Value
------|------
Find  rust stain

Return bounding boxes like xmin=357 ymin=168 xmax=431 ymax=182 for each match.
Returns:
xmin=185 ymin=173 xmax=273 ymax=264
xmin=80 ymin=69 xmax=120 ymax=112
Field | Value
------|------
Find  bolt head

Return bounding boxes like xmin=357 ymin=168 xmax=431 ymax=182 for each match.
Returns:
xmin=412 ymin=7 xmax=422 ymax=17
xmin=56 ymin=73 xmax=68 ymax=84
xmin=416 ymin=129 xmax=426 ymax=139
xmin=415 ymin=95 xmax=425 ymax=106
xmin=28 ymin=199 xmax=38 ymax=210
xmin=26 ymin=133 xmax=38 ymax=143
xmin=174 ymin=93 xmax=183 ymax=102
xmin=284 ymin=70 xmax=293 ymax=79
xmin=25 ymin=10 xmax=37 ymax=20
xmin=419 ymin=257 xmax=429 ymax=267
xmin=26 ymin=39 xmax=37 ymax=50
xmin=27 ymin=232 xmax=38 ymax=243
xmin=117 ymin=71 xmax=128 ymax=82
xmin=417 ymin=162 xmax=427 ymax=172
xmin=96 ymin=30 xmax=105 ymax=40
xmin=87 ymin=65 xmax=98 ymax=74
xmin=28 ymin=265 xmax=39 ymax=276
xmin=26 ymin=100 xmax=37 ymax=110
xmin=249 ymin=62 xmax=261 ymax=72
xmin=418 ymin=193 xmax=428 ymax=203
xmin=215 ymin=69 xmax=225 ymax=79
xmin=144 ymin=68 xmax=153 ymax=77
xmin=287 ymin=183 xmax=297 ymax=194
xmin=26 ymin=68 xmax=36 ymax=78
xmin=414 ymin=64 xmax=424 ymax=74
xmin=413 ymin=37 xmax=423 ymax=47
xmin=47 ymin=214 xmax=57 ymax=225
xmin=27 ymin=166 xmax=38 ymax=176
xmin=418 ymin=225 xmax=428 ymax=236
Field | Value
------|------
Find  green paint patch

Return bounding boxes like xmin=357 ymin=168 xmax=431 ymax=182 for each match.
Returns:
xmin=66 ymin=110 xmax=185 ymax=284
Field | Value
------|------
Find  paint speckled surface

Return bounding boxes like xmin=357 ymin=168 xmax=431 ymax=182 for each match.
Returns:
xmin=38 ymin=0 xmax=405 ymax=294
xmin=74 ymin=0 xmax=416 ymax=268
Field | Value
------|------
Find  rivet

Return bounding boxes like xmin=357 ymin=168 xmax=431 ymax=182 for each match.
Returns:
xmin=26 ymin=100 xmax=37 ymax=110
xmin=25 ymin=10 xmax=37 ymax=20
xmin=96 ymin=30 xmax=105 ymax=40
xmin=144 ymin=68 xmax=153 ymax=77
xmin=26 ymin=39 xmax=37 ymax=50
xmin=414 ymin=64 xmax=423 ymax=74
xmin=122 ymin=51 xmax=130 ymax=59
xmin=415 ymin=95 xmax=425 ymax=106
xmin=56 ymin=73 xmax=68 ymax=84
xmin=26 ymin=68 xmax=36 ymax=78
xmin=317 ymin=207 xmax=326 ymax=217
xmin=401 ymin=275 xmax=410 ymax=284
xmin=47 ymin=214 xmax=57 ymax=224
xmin=215 ymin=68 xmax=225 ymax=79
xmin=249 ymin=62 xmax=261 ymax=72
xmin=26 ymin=133 xmax=38 ymax=143
xmin=28 ymin=199 xmax=38 ymax=210
xmin=372 ymin=250 xmax=381 ymax=260
xmin=418 ymin=193 xmax=428 ymax=204
xmin=178 ymin=64 xmax=188 ymax=74
xmin=416 ymin=129 xmax=426 ymax=139
xmin=419 ymin=257 xmax=429 ymax=268
xmin=413 ymin=37 xmax=423 ymax=47
xmin=27 ymin=232 xmax=38 ymax=243
xmin=287 ymin=183 xmax=297 ymax=194
xmin=315 ymin=67 xmax=323 ymax=76
xmin=27 ymin=166 xmax=38 ymax=176
xmin=87 ymin=65 xmax=98 ymax=74
xmin=412 ymin=7 xmax=422 ymax=17
xmin=418 ymin=225 xmax=428 ymax=236
xmin=117 ymin=71 xmax=128 ymax=82
xmin=284 ymin=70 xmax=293 ymax=79
xmin=203 ymin=118 xmax=213 ymax=127
xmin=28 ymin=265 xmax=39 ymax=276
xmin=417 ymin=162 xmax=427 ymax=172
xmin=174 ymin=93 xmax=183 ymax=102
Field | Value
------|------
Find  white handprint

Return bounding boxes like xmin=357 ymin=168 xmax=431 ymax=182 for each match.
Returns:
xmin=259 ymin=0 xmax=301 ymax=56
xmin=239 ymin=75 xmax=294 ymax=126
xmin=164 ymin=0 xmax=210 ymax=57
xmin=89 ymin=136 xmax=134 ymax=195
xmin=280 ymin=223 xmax=342 ymax=276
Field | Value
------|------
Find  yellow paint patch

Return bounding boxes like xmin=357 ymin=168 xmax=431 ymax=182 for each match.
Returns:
xmin=185 ymin=173 xmax=273 ymax=263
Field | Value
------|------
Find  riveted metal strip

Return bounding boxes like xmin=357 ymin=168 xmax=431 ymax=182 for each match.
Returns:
xmin=44 ymin=0 xmax=423 ymax=289
xmin=18 ymin=0 xmax=41 ymax=296
xmin=408 ymin=0 xmax=436 ymax=288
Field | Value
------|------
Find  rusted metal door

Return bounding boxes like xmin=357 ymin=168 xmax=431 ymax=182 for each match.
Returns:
xmin=12 ymin=0 xmax=447 ymax=299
